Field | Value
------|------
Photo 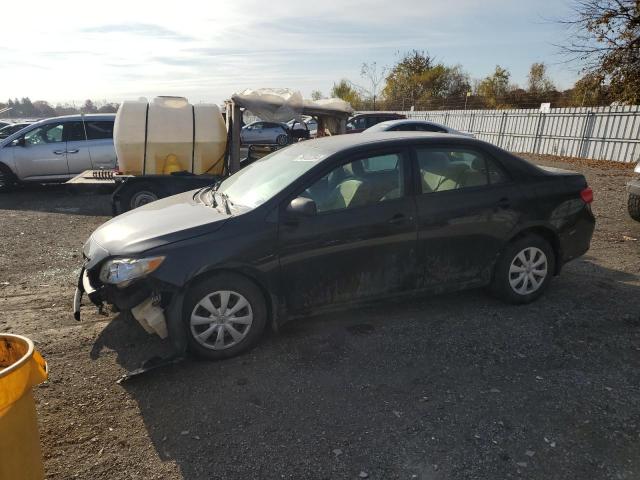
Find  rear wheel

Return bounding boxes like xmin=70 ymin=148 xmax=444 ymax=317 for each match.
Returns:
xmin=183 ymin=273 xmax=268 ymax=360
xmin=490 ymin=234 xmax=555 ymax=304
xmin=276 ymin=134 xmax=289 ymax=146
xmin=0 ymin=164 xmax=16 ymax=192
xmin=628 ymin=192 xmax=640 ymax=222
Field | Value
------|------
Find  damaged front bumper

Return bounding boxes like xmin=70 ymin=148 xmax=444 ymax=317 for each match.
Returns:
xmin=73 ymin=267 xmax=187 ymax=353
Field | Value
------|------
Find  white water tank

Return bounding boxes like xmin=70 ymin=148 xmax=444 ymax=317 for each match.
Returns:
xmin=114 ymin=96 xmax=227 ymax=176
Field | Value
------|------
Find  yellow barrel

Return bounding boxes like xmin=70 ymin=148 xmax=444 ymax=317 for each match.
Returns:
xmin=0 ymin=334 xmax=48 ymax=480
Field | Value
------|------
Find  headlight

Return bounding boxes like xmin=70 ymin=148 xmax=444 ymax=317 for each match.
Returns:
xmin=99 ymin=256 xmax=165 ymax=287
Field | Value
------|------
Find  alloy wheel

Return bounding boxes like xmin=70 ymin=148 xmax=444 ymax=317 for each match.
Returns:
xmin=190 ymin=290 xmax=254 ymax=350
xmin=508 ymin=246 xmax=548 ymax=295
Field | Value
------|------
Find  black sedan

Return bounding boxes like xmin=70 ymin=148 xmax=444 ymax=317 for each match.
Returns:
xmin=75 ymin=132 xmax=595 ymax=360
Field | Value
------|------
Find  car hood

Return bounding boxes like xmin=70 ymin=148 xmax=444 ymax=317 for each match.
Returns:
xmin=84 ymin=189 xmax=228 ymax=268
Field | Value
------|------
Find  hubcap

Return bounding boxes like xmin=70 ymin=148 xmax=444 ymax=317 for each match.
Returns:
xmin=131 ymin=191 xmax=158 ymax=209
xmin=508 ymin=247 xmax=548 ymax=295
xmin=190 ymin=290 xmax=253 ymax=350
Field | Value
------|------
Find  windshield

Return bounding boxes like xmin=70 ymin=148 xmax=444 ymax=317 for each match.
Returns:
xmin=217 ymin=142 xmax=327 ymax=208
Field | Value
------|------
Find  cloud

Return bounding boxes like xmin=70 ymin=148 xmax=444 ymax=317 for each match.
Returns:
xmin=82 ymin=23 xmax=194 ymax=42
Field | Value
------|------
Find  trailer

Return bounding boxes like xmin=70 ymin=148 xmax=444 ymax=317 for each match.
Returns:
xmin=67 ymin=90 xmax=352 ymax=215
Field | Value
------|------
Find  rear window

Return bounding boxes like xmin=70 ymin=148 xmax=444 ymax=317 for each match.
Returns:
xmin=85 ymin=121 xmax=114 ymax=140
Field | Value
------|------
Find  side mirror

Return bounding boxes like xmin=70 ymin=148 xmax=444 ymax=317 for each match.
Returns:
xmin=12 ymin=137 xmax=25 ymax=147
xmin=286 ymin=196 xmax=317 ymax=216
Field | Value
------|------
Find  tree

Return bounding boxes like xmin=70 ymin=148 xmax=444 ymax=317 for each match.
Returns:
xmin=359 ymin=62 xmax=387 ymax=109
xmin=383 ymin=50 xmax=435 ymax=108
xmin=560 ymin=0 xmax=640 ymax=104
xmin=476 ymin=66 xmax=512 ymax=107
xmin=330 ymin=79 xmax=362 ymax=108
xmin=444 ymin=65 xmax=472 ymax=98
xmin=383 ymin=51 xmax=472 ymax=109
xmin=81 ymin=99 xmax=97 ymax=114
xmin=32 ymin=100 xmax=56 ymax=117
xmin=572 ymin=72 xmax=611 ymax=106
xmin=310 ymin=90 xmax=324 ymax=101
xmin=97 ymin=103 xmax=119 ymax=113
xmin=527 ymin=62 xmax=556 ymax=95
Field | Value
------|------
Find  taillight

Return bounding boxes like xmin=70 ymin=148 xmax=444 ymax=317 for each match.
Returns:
xmin=580 ymin=187 xmax=593 ymax=204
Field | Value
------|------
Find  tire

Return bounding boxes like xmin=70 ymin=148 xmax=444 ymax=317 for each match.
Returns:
xmin=276 ymin=134 xmax=289 ymax=146
xmin=117 ymin=182 xmax=165 ymax=213
xmin=628 ymin=192 xmax=640 ymax=222
xmin=0 ymin=164 xmax=16 ymax=192
xmin=489 ymin=234 xmax=556 ymax=304
xmin=183 ymin=273 xmax=268 ymax=360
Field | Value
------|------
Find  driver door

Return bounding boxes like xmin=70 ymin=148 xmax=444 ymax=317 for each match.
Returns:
xmin=277 ymin=148 xmax=418 ymax=314
xmin=13 ymin=122 xmax=69 ymax=180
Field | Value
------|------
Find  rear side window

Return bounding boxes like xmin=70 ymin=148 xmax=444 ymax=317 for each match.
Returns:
xmin=63 ymin=122 xmax=86 ymax=142
xmin=414 ymin=123 xmax=447 ymax=133
xmin=416 ymin=147 xmax=508 ymax=193
xmin=390 ymin=124 xmax=416 ymax=132
xmin=85 ymin=121 xmax=114 ymax=140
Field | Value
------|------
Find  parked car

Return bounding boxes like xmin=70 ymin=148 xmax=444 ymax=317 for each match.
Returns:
xmin=627 ymin=161 xmax=640 ymax=221
xmin=0 ymin=121 xmax=11 ymax=129
xmin=75 ymin=132 xmax=595 ymax=361
xmin=0 ymin=122 xmax=33 ymax=139
xmin=363 ymin=119 xmax=474 ymax=137
xmin=346 ymin=112 xmax=406 ymax=133
xmin=241 ymin=121 xmax=289 ymax=146
xmin=0 ymin=114 xmax=116 ymax=191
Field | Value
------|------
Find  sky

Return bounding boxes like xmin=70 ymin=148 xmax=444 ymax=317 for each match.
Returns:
xmin=0 ymin=0 xmax=581 ymax=105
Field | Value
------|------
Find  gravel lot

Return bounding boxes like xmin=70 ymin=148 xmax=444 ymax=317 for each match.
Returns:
xmin=1 ymin=154 xmax=640 ymax=480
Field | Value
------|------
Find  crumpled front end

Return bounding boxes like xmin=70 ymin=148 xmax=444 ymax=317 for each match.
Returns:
xmin=73 ymin=237 xmax=185 ymax=347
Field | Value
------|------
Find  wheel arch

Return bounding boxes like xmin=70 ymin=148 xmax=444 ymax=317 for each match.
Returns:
xmin=505 ymin=225 xmax=562 ymax=274
xmin=185 ymin=267 xmax=278 ymax=331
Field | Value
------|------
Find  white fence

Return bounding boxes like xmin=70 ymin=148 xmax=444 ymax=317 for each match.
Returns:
xmin=395 ymin=105 xmax=640 ymax=164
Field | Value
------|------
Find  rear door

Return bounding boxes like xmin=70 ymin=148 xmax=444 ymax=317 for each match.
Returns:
xmin=412 ymin=144 xmax=521 ymax=288
xmin=13 ymin=122 xmax=69 ymax=180
xmin=64 ymin=121 xmax=92 ymax=175
xmin=84 ymin=120 xmax=116 ymax=169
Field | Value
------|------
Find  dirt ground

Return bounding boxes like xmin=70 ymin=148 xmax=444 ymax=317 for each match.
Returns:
xmin=1 ymin=154 xmax=640 ymax=480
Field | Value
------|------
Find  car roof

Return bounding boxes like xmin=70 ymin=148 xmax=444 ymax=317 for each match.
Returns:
xmin=300 ymin=131 xmax=477 ymax=155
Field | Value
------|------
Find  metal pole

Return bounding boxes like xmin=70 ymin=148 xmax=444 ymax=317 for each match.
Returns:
xmin=229 ymin=103 xmax=242 ymax=174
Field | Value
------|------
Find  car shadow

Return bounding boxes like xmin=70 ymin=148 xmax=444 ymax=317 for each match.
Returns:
xmin=0 ymin=183 xmax=114 ymax=216
xmin=90 ymin=259 xmax=640 ymax=479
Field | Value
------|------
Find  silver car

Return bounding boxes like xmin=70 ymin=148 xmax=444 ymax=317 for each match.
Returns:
xmin=240 ymin=121 xmax=289 ymax=146
xmin=0 ymin=114 xmax=117 ymax=191
xmin=363 ymin=119 xmax=474 ymax=137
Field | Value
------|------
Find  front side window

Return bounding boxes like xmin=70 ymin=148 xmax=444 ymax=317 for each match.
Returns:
xmin=24 ymin=123 xmax=64 ymax=145
xmin=85 ymin=121 xmax=114 ymax=140
xmin=303 ymin=152 xmax=405 ymax=213
xmin=416 ymin=147 xmax=507 ymax=194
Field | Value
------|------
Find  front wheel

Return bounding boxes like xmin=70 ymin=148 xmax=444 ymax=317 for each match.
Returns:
xmin=276 ymin=134 xmax=289 ymax=146
xmin=489 ymin=234 xmax=555 ymax=304
xmin=628 ymin=192 xmax=640 ymax=222
xmin=183 ymin=274 xmax=268 ymax=360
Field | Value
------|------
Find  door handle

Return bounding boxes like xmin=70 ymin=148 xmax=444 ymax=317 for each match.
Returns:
xmin=53 ymin=150 xmax=66 ymax=155
xmin=67 ymin=149 xmax=79 ymax=154
xmin=388 ymin=213 xmax=406 ymax=225
xmin=496 ymin=197 xmax=510 ymax=209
